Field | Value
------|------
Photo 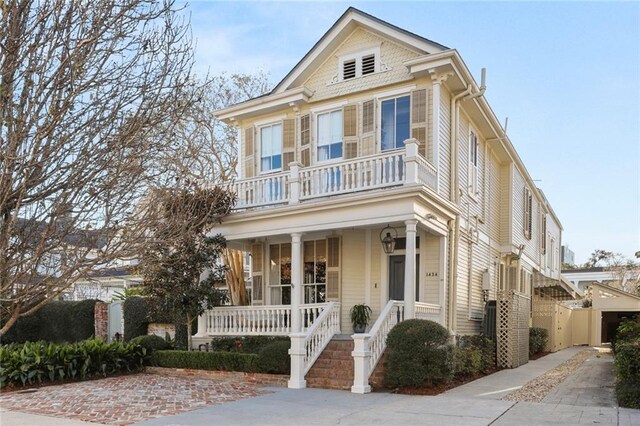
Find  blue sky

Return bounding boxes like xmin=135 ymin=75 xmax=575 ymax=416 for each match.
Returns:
xmin=186 ymin=1 xmax=639 ymax=265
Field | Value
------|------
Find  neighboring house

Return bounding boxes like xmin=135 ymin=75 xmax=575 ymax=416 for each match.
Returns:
xmin=563 ymin=266 xmax=639 ymax=293
xmin=65 ymin=263 xmax=143 ymax=302
xmin=199 ymin=8 xmax=564 ymax=392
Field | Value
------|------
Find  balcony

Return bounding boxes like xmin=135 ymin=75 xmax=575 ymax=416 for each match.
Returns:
xmin=233 ymin=139 xmax=437 ymax=210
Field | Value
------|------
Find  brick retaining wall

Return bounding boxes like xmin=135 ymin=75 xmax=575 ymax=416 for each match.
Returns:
xmin=94 ymin=302 xmax=108 ymax=341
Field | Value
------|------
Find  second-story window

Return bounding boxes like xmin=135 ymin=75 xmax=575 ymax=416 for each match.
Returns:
xmin=317 ymin=110 xmax=343 ymax=161
xmin=260 ymin=123 xmax=282 ymax=172
xmin=381 ymin=95 xmax=410 ymax=151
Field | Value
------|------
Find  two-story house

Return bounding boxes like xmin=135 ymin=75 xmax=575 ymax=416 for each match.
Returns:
xmin=195 ymin=7 xmax=563 ymax=393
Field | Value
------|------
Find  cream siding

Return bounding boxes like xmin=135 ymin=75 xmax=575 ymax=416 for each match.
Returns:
xmin=488 ymin=151 xmax=501 ymax=242
xmin=303 ymin=28 xmax=421 ymax=102
xmin=499 ymin=164 xmax=512 ymax=245
xmin=423 ymin=233 xmax=440 ymax=304
xmin=438 ymin=87 xmax=452 ymax=199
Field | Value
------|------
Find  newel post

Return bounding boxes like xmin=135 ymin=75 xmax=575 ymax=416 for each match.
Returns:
xmin=288 ymin=332 xmax=307 ymax=389
xmin=289 ymin=162 xmax=302 ymax=204
xmin=351 ymin=333 xmax=372 ymax=394
xmin=194 ymin=313 xmax=207 ymax=338
xmin=403 ymin=138 xmax=419 ymax=185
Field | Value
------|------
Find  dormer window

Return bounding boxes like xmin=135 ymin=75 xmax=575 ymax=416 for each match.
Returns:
xmin=339 ymin=47 xmax=380 ymax=81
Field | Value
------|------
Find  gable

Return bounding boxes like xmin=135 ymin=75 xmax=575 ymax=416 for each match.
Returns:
xmin=303 ymin=27 xmax=423 ymax=101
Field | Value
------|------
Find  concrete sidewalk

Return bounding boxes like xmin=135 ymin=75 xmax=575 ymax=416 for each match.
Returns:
xmin=445 ymin=346 xmax=585 ymax=399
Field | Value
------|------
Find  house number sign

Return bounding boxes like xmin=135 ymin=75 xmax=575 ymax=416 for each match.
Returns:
xmin=425 ymin=272 xmax=438 ymax=277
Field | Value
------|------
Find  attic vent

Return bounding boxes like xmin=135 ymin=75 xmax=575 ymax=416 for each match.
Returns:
xmin=343 ymin=59 xmax=356 ymax=80
xmin=362 ymin=54 xmax=375 ymax=75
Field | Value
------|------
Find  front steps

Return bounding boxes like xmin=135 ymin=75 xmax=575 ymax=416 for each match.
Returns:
xmin=306 ymin=338 xmax=354 ymax=390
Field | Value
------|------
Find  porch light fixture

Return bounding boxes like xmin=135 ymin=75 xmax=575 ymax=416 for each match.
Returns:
xmin=380 ymin=224 xmax=397 ymax=254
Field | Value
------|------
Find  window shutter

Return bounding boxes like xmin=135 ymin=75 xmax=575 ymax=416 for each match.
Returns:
xmin=361 ymin=99 xmax=376 ymax=156
xmin=523 ymin=188 xmax=532 ymax=239
xmin=508 ymin=265 xmax=518 ymax=291
xmin=411 ymin=89 xmax=427 ymax=158
xmin=250 ymin=243 xmax=264 ymax=305
xmin=343 ymin=104 xmax=358 ymax=159
xmin=244 ymin=127 xmax=255 ymax=178
xmin=326 ymin=236 xmax=341 ymax=301
xmin=282 ymin=118 xmax=296 ymax=171
xmin=541 ymin=215 xmax=547 ymax=254
xmin=299 ymin=114 xmax=310 ymax=167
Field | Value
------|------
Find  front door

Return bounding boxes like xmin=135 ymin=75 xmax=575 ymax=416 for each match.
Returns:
xmin=388 ymin=255 xmax=419 ymax=301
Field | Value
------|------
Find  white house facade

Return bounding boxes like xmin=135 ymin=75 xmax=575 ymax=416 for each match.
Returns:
xmin=195 ymin=8 xmax=563 ymax=392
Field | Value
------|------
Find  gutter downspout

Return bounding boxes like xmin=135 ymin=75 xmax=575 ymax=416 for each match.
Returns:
xmin=447 ymin=69 xmax=486 ymax=337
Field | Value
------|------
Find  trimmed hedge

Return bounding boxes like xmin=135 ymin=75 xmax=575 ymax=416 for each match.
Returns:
xmin=529 ymin=327 xmax=549 ymax=356
xmin=612 ymin=318 xmax=640 ymax=354
xmin=210 ymin=336 xmax=290 ymax=354
xmin=152 ymin=350 xmax=259 ymax=372
xmin=0 ymin=339 xmax=147 ymax=388
xmin=131 ymin=335 xmax=172 ymax=353
xmin=1 ymin=300 xmax=98 ymax=344
xmin=256 ymin=341 xmax=290 ymax=374
xmin=614 ymin=341 xmax=640 ymax=408
xmin=457 ymin=335 xmax=496 ymax=373
xmin=123 ymin=296 xmax=149 ymax=341
xmin=384 ymin=319 xmax=453 ymax=387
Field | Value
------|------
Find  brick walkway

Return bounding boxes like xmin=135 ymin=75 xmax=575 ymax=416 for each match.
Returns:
xmin=0 ymin=373 xmax=268 ymax=425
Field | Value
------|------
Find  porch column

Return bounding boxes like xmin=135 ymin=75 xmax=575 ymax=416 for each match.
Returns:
xmin=404 ymin=219 xmax=418 ymax=319
xmin=288 ymin=232 xmax=306 ymax=389
xmin=194 ymin=314 xmax=207 ymax=338
xmin=290 ymin=233 xmax=303 ymax=333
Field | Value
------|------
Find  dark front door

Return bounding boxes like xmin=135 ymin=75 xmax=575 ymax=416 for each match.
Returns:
xmin=388 ymin=255 xmax=419 ymax=301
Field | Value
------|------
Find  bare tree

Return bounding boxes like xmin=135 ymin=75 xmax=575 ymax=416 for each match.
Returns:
xmin=584 ymin=250 xmax=640 ymax=295
xmin=0 ymin=0 xmax=203 ymax=335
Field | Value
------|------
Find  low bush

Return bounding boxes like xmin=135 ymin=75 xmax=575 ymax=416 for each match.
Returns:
xmin=151 ymin=350 xmax=258 ymax=372
xmin=529 ymin=327 xmax=549 ymax=356
xmin=131 ymin=335 xmax=172 ymax=353
xmin=0 ymin=339 xmax=147 ymax=388
xmin=453 ymin=346 xmax=483 ymax=377
xmin=457 ymin=335 xmax=496 ymax=372
xmin=123 ymin=296 xmax=149 ymax=341
xmin=384 ymin=319 xmax=453 ymax=388
xmin=612 ymin=317 xmax=640 ymax=354
xmin=1 ymin=300 xmax=98 ymax=344
xmin=257 ymin=340 xmax=290 ymax=374
xmin=209 ymin=336 xmax=290 ymax=354
xmin=614 ymin=341 xmax=640 ymax=408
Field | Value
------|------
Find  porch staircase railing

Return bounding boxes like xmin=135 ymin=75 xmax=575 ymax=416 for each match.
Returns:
xmin=289 ymin=302 xmax=341 ymax=388
xmin=351 ymin=300 xmax=403 ymax=393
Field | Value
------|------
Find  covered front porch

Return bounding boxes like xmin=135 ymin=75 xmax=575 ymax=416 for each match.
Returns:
xmin=193 ymin=177 xmax=456 ymax=391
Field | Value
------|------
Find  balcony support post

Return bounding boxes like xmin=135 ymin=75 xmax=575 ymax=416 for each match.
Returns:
xmin=289 ymin=162 xmax=302 ymax=205
xmin=404 ymin=138 xmax=419 ymax=185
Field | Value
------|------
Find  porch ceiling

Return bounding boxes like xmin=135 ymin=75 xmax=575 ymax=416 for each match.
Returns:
xmin=215 ymin=186 xmax=455 ymax=241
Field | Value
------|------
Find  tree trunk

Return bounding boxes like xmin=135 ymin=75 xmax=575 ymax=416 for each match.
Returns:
xmin=186 ymin=314 xmax=192 ymax=351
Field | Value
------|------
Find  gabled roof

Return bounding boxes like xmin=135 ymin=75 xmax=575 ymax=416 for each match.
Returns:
xmin=272 ymin=7 xmax=449 ymax=94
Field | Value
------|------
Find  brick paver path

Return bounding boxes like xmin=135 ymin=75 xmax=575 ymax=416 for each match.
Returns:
xmin=0 ymin=373 xmax=268 ymax=425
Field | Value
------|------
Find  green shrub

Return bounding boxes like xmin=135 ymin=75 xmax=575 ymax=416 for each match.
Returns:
xmin=1 ymin=300 xmax=98 ymax=344
xmin=614 ymin=341 xmax=640 ymax=408
xmin=151 ymin=350 xmax=258 ymax=372
xmin=123 ymin=296 xmax=149 ymax=341
xmin=612 ymin=317 xmax=640 ymax=354
xmin=131 ymin=335 xmax=172 ymax=353
xmin=453 ymin=346 xmax=483 ymax=377
xmin=257 ymin=341 xmax=290 ymax=374
xmin=0 ymin=338 xmax=147 ymax=388
xmin=457 ymin=335 xmax=496 ymax=372
xmin=384 ymin=319 xmax=453 ymax=387
xmin=529 ymin=327 xmax=549 ymax=356
xmin=210 ymin=336 xmax=290 ymax=354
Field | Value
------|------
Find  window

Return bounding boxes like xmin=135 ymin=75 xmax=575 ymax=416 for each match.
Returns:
xmin=340 ymin=50 xmax=379 ymax=81
xmin=381 ymin=95 xmax=410 ymax=151
xmin=260 ymin=123 xmax=282 ymax=172
xmin=317 ymin=110 xmax=343 ymax=161
xmin=541 ymin=215 xmax=547 ymax=255
xmin=304 ymin=240 xmax=327 ymax=304
xmin=269 ymin=243 xmax=291 ymax=305
xmin=469 ymin=131 xmax=479 ymax=197
xmin=523 ymin=187 xmax=532 ymax=239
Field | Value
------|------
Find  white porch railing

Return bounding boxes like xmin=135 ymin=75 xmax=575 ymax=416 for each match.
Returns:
xmin=233 ymin=171 xmax=289 ymax=208
xmin=299 ymin=150 xmax=405 ymax=200
xmin=202 ymin=303 xmax=328 ymax=336
xmin=415 ymin=302 xmax=441 ymax=321
xmin=289 ymin=302 xmax=341 ymax=388
xmin=232 ymin=139 xmax=437 ymax=210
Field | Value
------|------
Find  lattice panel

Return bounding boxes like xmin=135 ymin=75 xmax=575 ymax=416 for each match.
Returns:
xmin=496 ymin=290 xmax=531 ymax=368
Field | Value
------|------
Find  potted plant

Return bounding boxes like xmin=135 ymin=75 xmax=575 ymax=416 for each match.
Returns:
xmin=350 ymin=304 xmax=372 ymax=333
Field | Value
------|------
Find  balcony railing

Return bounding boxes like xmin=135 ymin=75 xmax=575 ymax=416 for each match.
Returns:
xmin=232 ymin=139 xmax=437 ymax=210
